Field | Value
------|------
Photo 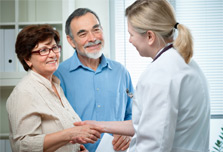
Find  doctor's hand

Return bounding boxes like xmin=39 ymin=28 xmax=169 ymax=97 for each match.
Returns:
xmin=112 ymin=134 xmax=131 ymax=151
xmin=74 ymin=121 xmax=105 ymax=133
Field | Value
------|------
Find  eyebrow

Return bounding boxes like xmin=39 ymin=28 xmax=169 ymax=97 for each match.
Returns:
xmin=76 ymin=24 xmax=101 ymax=35
xmin=93 ymin=24 xmax=100 ymax=29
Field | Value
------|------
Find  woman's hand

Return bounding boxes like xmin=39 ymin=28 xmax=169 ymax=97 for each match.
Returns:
xmin=69 ymin=124 xmax=103 ymax=144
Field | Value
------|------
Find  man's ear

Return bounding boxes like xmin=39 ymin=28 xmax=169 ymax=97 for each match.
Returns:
xmin=66 ymin=35 xmax=76 ymax=48
xmin=146 ymin=30 xmax=156 ymax=45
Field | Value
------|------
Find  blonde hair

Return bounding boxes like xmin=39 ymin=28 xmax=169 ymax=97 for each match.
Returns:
xmin=125 ymin=0 xmax=193 ymax=63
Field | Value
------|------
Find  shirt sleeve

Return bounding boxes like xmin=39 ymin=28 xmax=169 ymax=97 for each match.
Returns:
xmin=135 ymin=76 xmax=180 ymax=152
xmin=7 ymin=89 xmax=45 ymax=152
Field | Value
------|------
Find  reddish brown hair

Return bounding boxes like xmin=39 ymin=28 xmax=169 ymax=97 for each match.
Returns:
xmin=15 ymin=24 xmax=60 ymax=71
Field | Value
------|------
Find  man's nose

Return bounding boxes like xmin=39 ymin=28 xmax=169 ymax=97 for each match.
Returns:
xmin=87 ymin=31 xmax=96 ymax=41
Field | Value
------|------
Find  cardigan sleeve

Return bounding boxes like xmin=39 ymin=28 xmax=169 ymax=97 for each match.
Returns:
xmin=7 ymin=89 xmax=45 ymax=152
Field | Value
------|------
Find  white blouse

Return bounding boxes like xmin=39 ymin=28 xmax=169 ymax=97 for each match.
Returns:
xmin=6 ymin=70 xmax=81 ymax=152
xmin=129 ymin=48 xmax=210 ymax=152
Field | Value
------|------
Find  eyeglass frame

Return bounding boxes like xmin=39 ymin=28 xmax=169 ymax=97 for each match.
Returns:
xmin=31 ymin=45 xmax=61 ymax=56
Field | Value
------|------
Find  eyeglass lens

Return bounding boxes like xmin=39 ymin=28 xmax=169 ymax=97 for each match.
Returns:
xmin=40 ymin=45 xmax=61 ymax=55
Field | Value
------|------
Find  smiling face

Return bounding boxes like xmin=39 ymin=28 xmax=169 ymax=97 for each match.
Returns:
xmin=127 ymin=21 xmax=160 ymax=58
xmin=68 ymin=12 xmax=104 ymax=59
xmin=25 ymin=38 xmax=60 ymax=80
xmin=127 ymin=21 xmax=150 ymax=57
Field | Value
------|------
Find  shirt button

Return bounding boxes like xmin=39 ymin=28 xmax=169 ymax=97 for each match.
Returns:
xmin=96 ymin=88 xmax=99 ymax=91
xmin=97 ymin=105 xmax=101 ymax=108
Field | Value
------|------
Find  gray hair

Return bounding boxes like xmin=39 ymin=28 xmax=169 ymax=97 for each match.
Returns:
xmin=65 ymin=8 xmax=101 ymax=39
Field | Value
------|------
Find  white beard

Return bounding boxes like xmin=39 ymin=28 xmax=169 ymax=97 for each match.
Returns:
xmin=85 ymin=48 xmax=103 ymax=59
xmin=75 ymin=39 xmax=104 ymax=59
xmin=76 ymin=47 xmax=103 ymax=59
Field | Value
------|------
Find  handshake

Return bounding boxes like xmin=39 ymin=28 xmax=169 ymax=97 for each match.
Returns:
xmin=69 ymin=121 xmax=105 ymax=144
xmin=68 ymin=120 xmax=132 ymax=152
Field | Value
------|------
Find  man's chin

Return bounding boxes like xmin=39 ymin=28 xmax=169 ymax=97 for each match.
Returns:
xmin=77 ymin=48 xmax=103 ymax=59
xmin=86 ymin=52 xmax=103 ymax=59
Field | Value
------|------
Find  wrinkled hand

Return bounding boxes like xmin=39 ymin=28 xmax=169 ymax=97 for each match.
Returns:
xmin=69 ymin=124 xmax=102 ymax=144
xmin=112 ymin=134 xmax=131 ymax=151
xmin=79 ymin=145 xmax=88 ymax=152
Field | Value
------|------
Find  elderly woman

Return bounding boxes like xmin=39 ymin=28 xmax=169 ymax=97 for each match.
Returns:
xmin=6 ymin=24 xmax=102 ymax=152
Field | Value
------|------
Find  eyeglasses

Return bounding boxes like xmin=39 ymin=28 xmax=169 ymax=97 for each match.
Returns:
xmin=31 ymin=45 xmax=61 ymax=56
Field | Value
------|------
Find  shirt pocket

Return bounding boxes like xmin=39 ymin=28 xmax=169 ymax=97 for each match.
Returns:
xmin=101 ymin=89 xmax=127 ymax=121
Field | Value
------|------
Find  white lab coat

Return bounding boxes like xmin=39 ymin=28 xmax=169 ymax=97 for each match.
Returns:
xmin=129 ymin=48 xmax=210 ymax=152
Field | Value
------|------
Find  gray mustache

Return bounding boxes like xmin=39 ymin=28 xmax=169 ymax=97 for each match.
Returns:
xmin=84 ymin=40 xmax=102 ymax=48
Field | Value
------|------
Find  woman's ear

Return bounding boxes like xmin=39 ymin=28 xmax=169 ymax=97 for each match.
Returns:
xmin=24 ymin=59 xmax=32 ymax=68
xmin=66 ymin=35 xmax=76 ymax=48
xmin=146 ymin=30 xmax=156 ymax=45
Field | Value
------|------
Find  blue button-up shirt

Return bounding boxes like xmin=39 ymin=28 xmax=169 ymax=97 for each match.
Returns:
xmin=54 ymin=51 xmax=134 ymax=152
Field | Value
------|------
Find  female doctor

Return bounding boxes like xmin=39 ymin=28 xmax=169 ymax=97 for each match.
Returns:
xmin=75 ymin=0 xmax=210 ymax=152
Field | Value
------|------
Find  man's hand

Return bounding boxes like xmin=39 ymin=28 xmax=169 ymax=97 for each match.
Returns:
xmin=112 ymin=134 xmax=131 ymax=151
xmin=79 ymin=145 xmax=88 ymax=152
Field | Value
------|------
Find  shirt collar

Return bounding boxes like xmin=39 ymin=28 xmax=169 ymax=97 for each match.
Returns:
xmin=153 ymin=43 xmax=173 ymax=62
xmin=29 ymin=70 xmax=61 ymax=90
xmin=69 ymin=51 xmax=112 ymax=72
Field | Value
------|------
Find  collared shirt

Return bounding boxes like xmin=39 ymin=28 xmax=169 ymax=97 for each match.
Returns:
xmin=54 ymin=51 xmax=134 ymax=152
xmin=6 ymin=70 xmax=81 ymax=152
xmin=130 ymin=48 xmax=210 ymax=152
